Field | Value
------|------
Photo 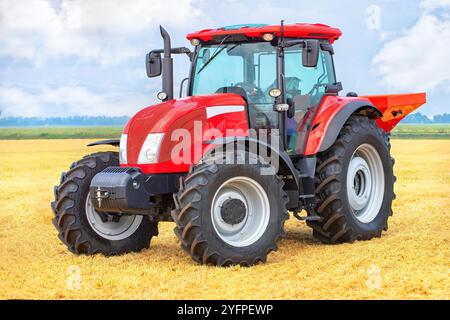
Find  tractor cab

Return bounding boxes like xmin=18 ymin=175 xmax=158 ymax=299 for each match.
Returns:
xmin=189 ymin=34 xmax=337 ymax=154
xmin=147 ymin=23 xmax=342 ymax=155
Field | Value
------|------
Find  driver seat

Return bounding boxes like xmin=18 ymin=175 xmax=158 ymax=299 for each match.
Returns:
xmin=215 ymin=86 xmax=248 ymax=103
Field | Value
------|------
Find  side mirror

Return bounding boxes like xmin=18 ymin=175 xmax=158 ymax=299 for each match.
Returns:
xmin=302 ymin=40 xmax=319 ymax=68
xmin=146 ymin=52 xmax=162 ymax=78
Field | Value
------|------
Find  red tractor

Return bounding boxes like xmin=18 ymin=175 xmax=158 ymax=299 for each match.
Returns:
xmin=51 ymin=23 xmax=426 ymax=266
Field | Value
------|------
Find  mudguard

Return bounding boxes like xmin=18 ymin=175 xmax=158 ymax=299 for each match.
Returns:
xmin=304 ymin=98 xmax=381 ymax=155
xmin=203 ymin=136 xmax=300 ymax=192
xmin=87 ymin=139 xmax=120 ymax=147
xmin=316 ymin=100 xmax=381 ymax=153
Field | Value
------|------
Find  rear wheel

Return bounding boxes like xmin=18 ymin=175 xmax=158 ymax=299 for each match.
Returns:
xmin=171 ymin=152 xmax=289 ymax=266
xmin=308 ymin=116 xmax=395 ymax=243
xmin=51 ymin=152 xmax=158 ymax=255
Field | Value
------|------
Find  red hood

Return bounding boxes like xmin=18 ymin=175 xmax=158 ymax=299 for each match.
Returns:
xmin=123 ymin=93 xmax=247 ymax=169
xmin=125 ymin=94 xmax=243 ymax=133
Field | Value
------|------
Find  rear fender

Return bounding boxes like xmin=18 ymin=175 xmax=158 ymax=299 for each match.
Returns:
xmin=304 ymin=98 xmax=381 ymax=155
xmin=87 ymin=139 xmax=120 ymax=147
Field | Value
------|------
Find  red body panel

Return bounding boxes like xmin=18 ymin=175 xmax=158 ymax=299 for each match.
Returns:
xmin=124 ymin=92 xmax=425 ymax=173
xmin=122 ymin=94 xmax=248 ymax=174
xmin=304 ymin=93 xmax=426 ymax=155
xmin=187 ymin=23 xmax=342 ymax=44
xmin=304 ymin=95 xmax=346 ymax=155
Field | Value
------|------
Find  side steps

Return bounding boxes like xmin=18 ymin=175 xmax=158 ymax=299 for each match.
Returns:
xmin=293 ymin=209 xmax=322 ymax=222
xmin=294 ymin=169 xmax=322 ymax=222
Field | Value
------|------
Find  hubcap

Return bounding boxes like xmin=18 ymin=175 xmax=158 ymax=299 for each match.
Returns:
xmin=85 ymin=193 xmax=143 ymax=241
xmin=220 ymin=198 xmax=247 ymax=225
xmin=346 ymin=143 xmax=385 ymax=223
xmin=211 ymin=177 xmax=270 ymax=247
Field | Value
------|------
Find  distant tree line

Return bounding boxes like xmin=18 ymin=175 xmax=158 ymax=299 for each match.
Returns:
xmin=0 ymin=116 xmax=130 ymax=127
xmin=400 ymin=113 xmax=450 ymax=124
xmin=0 ymin=113 xmax=449 ymax=127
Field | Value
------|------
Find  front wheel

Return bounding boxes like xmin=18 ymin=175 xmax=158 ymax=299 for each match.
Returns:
xmin=171 ymin=152 xmax=289 ymax=266
xmin=51 ymin=152 xmax=158 ymax=255
xmin=308 ymin=116 xmax=395 ymax=243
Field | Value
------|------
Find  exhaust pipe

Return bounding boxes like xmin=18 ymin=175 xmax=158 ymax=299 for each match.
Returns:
xmin=160 ymin=26 xmax=174 ymax=100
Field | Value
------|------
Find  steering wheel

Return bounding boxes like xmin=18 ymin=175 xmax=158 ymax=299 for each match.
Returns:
xmin=234 ymin=82 xmax=265 ymax=102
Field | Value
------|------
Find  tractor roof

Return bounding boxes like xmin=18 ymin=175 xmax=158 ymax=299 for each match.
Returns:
xmin=187 ymin=23 xmax=342 ymax=43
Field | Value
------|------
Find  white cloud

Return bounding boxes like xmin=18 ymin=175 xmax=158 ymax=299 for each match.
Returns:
xmin=0 ymin=86 xmax=153 ymax=117
xmin=0 ymin=0 xmax=200 ymax=64
xmin=372 ymin=1 xmax=450 ymax=92
xmin=421 ymin=0 xmax=450 ymax=11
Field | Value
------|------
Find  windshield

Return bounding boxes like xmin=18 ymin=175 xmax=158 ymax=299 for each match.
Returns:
xmin=192 ymin=42 xmax=278 ymax=128
xmin=191 ymin=41 xmax=336 ymax=154
xmin=192 ymin=42 xmax=277 ymax=100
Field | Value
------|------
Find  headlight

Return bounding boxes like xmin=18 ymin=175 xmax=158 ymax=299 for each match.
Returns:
xmin=190 ymin=38 xmax=201 ymax=46
xmin=119 ymin=134 xmax=127 ymax=164
xmin=138 ymin=133 xmax=164 ymax=164
xmin=262 ymin=33 xmax=274 ymax=41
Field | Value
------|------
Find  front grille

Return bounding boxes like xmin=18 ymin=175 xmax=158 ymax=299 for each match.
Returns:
xmin=101 ymin=166 xmax=137 ymax=174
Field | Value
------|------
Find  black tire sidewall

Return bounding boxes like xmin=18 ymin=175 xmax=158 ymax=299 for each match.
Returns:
xmin=59 ymin=153 xmax=156 ymax=254
xmin=75 ymin=164 xmax=153 ymax=251
xmin=199 ymin=163 xmax=285 ymax=260
xmin=339 ymin=125 xmax=394 ymax=234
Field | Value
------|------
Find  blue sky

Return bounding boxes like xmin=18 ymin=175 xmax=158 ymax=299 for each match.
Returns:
xmin=0 ymin=0 xmax=449 ymax=117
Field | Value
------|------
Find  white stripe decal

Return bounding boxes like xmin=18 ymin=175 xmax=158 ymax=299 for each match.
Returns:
xmin=206 ymin=105 xmax=245 ymax=119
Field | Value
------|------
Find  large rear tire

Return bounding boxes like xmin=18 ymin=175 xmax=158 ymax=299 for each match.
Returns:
xmin=308 ymin=116 xmax=395 ymax=243
xmin=171 ymin=152 xmax=289 ymax=266
xmin=51 ymin=152 xmax=158 ymax=255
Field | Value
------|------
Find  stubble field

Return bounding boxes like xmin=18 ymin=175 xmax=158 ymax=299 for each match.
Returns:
xmin=0 ymin=139 xmax=448 ymax=299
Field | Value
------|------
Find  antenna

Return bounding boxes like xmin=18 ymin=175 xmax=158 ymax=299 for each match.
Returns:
xmin=280 ymin=19 xmax=285 ymax=45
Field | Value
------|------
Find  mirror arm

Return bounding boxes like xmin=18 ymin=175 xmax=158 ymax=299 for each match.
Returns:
xmin=325 ymin=82 xmax=343 ymax=94
xmin=279 ymin=39 xmax=306 ymax=49
xmin=150 ymin=47 xmax=191 ymax=57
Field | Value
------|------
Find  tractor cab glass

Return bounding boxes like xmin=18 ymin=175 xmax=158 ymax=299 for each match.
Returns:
xmin=192 ymin=42 xmax=278 ymax=129
xmin=283 ymin=45 xmax=336 ymax=154
xmin=190 ymin=40 xmax=336 ymax=155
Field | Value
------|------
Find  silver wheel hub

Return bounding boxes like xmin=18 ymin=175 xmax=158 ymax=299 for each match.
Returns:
xmin=346 ymin=143 xmax=385 ymax=223
xmin=85 ymin=193 xmax=143 ymax=241
xmin=211 ymin=177 xmax=270 ymax=247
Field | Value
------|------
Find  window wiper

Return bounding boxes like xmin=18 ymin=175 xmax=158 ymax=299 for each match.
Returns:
xmin=197 ymin=43 xmax=240 ymax=74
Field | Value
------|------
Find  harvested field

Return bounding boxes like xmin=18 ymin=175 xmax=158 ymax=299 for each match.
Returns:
xmin=0 ymin=139 xmax=448 ymax=299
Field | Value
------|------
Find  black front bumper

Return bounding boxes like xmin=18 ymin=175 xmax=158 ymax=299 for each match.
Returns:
xmin=89 ymin=167 xmax=180 ymax=214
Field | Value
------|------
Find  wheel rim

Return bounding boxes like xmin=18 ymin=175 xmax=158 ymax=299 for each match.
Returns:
xmin=211 ymin=176 xmax=270 ymax=247
xmin=85 ymin=193 xmax=143 ymax=241
xmin=346 ymin=143 xmax=385 ymax=223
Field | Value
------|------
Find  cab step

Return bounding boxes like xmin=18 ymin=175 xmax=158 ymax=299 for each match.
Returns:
xmin=293 ymin=210 xmax=323 ymax=222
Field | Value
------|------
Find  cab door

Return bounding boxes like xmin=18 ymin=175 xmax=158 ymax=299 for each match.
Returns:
xmin=283 ymin=44 xmax=337 ymax=154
